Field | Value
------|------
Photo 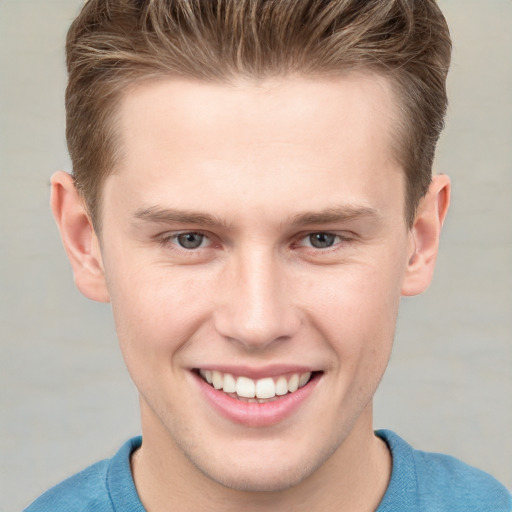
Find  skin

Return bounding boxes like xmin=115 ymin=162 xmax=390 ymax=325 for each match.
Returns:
xmin=52 ymin=74 xmax=450 ymax=511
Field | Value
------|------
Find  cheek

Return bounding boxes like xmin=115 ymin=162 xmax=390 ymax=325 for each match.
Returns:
xmin=301 ymin=260 xmax=403 ymax=367
xmin=107 ymin=270 xmax=209 ymax=406
xmin=105 ymin=258 xmax=213 ymax=362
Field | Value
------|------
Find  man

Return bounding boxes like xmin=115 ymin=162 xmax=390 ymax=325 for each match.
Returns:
xmin=25 ymin=0 xmax=511 ymax=511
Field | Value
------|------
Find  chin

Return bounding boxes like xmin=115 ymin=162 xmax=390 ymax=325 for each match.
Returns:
xmin=188 ymin=442 xmax=336 ymax=493
xmin=200 ymin=464 xmax=312 ymax=493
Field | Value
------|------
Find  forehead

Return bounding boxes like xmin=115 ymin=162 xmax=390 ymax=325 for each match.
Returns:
xmin=118 ymin=73 xmax=398 ymax=158
xmin=106 ymin=74 xmax=404 ymax=223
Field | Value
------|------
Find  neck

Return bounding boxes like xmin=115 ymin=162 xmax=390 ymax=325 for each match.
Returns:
xmin=131 ymin=402 xmax=391 ymax=512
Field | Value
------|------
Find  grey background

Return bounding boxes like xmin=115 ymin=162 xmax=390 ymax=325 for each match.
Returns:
xmin=1 ymin=1 xmax=510 ymax=510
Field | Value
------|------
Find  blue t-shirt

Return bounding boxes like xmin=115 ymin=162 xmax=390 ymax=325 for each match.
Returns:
xmin=24 ymin=430 xmax=512 ymax=511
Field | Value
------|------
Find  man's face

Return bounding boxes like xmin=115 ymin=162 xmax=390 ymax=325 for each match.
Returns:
xmin=99 ymin=75 xmax=413 ymax=491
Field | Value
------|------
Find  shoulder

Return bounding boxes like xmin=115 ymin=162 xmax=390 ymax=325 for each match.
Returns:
xmin=412 ymin=448 xmax=512 ymax=511
xmin=23 ymin=459 xmax=112 ymax=512
xmin=376 ymin=429 xmax=512 ymax=512
xmin=24 ymin=437 xmax=143 ymax=512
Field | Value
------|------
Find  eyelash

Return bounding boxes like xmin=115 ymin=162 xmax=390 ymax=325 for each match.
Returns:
xmin=296 ymin=232 xmax=347 ymax=250
xmin=158 ymin=231 xmax=352 ymax=253
xmin=158 ymin=231 xmax=213 ymax=251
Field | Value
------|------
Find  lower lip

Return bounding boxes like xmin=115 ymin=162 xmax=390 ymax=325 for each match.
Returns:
xmin=192 ymin=372 xmax=321 ymax=427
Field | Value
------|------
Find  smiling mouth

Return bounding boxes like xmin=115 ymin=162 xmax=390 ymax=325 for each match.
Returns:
xmin=195 ymin=369 xmax=319 ymax=403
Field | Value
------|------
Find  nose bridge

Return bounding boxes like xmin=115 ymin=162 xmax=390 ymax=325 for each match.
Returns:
xmin=214 ymin=244 xmax=298 ymax=349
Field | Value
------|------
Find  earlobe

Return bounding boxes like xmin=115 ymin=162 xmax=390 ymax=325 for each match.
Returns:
xmin=51 ymin=171 xmax=110 ymax=303
xmin=401 ymin=174 xmax=451 ymax=296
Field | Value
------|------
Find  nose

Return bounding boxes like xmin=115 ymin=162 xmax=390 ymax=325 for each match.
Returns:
xmin=213 ymin=246 xmax=301 ymax=350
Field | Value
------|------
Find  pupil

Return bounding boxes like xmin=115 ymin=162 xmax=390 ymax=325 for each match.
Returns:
xmin=310 ymin=233 xmax=336 ymax=249
xmin=178 ymin=233 xmax=203 ymax=249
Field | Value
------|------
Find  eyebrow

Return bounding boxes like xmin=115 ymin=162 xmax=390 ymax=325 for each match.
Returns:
xmin=132 ymin=206 xmax=232 ymax=229
xmin=132 ymin=204 xmax=381 ymax=230
xmin=289 ymin=205 xmax=382 ymax=226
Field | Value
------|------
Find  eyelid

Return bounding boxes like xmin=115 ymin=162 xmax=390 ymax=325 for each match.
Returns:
xmin=295 ymin=231 xmax=351 ymax=248
xmin=158 ymin=230 xmax=216 ymax=250
xmin=156 ymin=229 xmax=354 ymax=252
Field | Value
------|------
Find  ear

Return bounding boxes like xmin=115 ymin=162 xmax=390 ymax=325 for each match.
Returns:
xmin=51 ymin=171 xmax=110 ymax=303
xmin=401 ymin=174 xmax=451 ymax=296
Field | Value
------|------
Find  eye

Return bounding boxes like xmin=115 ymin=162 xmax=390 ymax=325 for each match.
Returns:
xmin=175 ymin=232 xmax=207 ymax=249
xmin=306 ymin=232 xmax=339 ymax=249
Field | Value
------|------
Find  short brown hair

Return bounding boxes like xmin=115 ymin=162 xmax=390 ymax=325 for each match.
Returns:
xmin=66 ymin=0 xmax=451 ymax=229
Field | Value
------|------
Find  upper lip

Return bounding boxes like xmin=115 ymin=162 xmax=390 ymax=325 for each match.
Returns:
xmin=192 ymin=364 xmax=320 ymax=379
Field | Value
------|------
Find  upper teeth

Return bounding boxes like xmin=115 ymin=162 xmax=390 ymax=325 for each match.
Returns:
xmin=199 ymin=370 xmax=312 ymax=399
